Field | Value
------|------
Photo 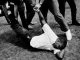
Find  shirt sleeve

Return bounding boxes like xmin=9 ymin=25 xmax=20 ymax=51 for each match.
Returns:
xmin=42 ymin=24 xmax=58 ymax=44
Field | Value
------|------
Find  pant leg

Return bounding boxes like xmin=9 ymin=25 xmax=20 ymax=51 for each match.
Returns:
xmin=22 ymin=0 xmax=35 ymax=28
xmin=40 ymin=0 xmax=48 ymax=23
xmin=67 ymin=0 xmax=77 ymax=22
xmin=15 ymin=1 xmax=28 ymax=28
xmin=2 ymin=1 xmax=31 ymax=41
xmin=2 ymin=4 xmax=11 ymax=24
xmin=26 ymin=2 xmax=35 ymax=26
xmin=58 ymin=0 xmax=66 ymax=17
xmin=48 ymin=0 xmax=69 ymax=32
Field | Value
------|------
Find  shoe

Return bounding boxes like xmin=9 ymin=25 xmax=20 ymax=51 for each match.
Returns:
xmin=65 ymin=30 xmax=72 ymax=41
xmin=72 ymin=21 xmax=80 ymax=26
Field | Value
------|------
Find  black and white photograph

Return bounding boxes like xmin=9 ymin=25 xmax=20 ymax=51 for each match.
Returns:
xmin=0 ymin=0 xmax=80 ymax=60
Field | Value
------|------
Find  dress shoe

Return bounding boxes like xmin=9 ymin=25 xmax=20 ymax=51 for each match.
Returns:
xmin=72 ymin=22 xmax=80 ymax=26
xmin=13 ymin=25 xmax=31 ymax=40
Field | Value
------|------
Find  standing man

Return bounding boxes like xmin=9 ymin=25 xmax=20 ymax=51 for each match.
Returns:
xmin=1 ymin=0 xmax=31 ymax=41
xmin=58 ymin=0 xmax=80 ymax=25
xmin=31 ymin=0 xmax=72 ymax=41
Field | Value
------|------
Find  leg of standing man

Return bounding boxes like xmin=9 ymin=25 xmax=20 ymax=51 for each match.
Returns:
xmin=40 ymin=0 xmax=48 ymax=23
xmin=22 ymin=0 xmax=35 ymax=29
xmin=57 ymin=0 xmax=66 ymax=17
xmin=58 ymin=0 xmax=80 ymax=25
xmin=39 ymin=0 xmax=72 ymax=41
xmin=67 ymin=0 xmax=80 ymax=25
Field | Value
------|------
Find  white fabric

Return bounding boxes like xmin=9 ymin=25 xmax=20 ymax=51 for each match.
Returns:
xmin=30 ymin=33 xmax=52 ymax=50
xmin=30 ymin=24 xmax=60 ymax=54
xmin=65 ymin=29 xmax=72 ymax=40
xmin=42 ymin=24 xmax=58 ymax=44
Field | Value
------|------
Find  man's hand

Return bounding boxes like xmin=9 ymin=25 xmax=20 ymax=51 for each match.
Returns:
xmin=33 ymin=4 xmax=41 ymax=12
xmin=55 ymin=49 xmax=65 ymax=60
xmin=35 ymin=4 xmax=41 ymax=8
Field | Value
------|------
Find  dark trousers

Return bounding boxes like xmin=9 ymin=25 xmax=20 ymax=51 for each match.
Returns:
xmin=58 ymin=0 xmax=77 ymax=22
xmin=13 ymin=1 xmax=28 ymax=28
xmin=2 ymin=3 xmax=19 ymax=27
xmin=40 ymin=0 xmax=69 ymax=32
xmin=8 ymin=0 xmax=33 ymax=29
xmin=22 ymin=0 xmax=35 ymax=28
xmin=6 ymin=0 xmax=26 ymax=27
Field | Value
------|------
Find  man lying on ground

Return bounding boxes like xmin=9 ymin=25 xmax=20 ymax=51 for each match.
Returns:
xmin=27 ymin=10 xmax=68 ymax=60
xmin=2 ymin=2 xmax=68 ymax=59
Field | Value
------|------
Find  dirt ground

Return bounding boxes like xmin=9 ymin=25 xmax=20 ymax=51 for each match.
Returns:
xmin=0 ymin=0 xmax=80 ymax=60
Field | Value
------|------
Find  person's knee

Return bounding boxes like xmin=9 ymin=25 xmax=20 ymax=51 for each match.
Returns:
xmin=54 ymin=12 xmax=63 ymax=19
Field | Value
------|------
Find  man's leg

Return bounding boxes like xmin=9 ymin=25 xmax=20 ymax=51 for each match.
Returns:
xmin=58 ymin=0 xmax=66 ymax=17
xmin=3 ymin=3 xmax=31 ymax=41
xmin=17 ymin=2 xmax=28 ymax=28
xmin=40 ymin=0 xmax=48 ymax=23
xmin=67 ymin=0 xmax=80 ymax=25
xmin=22 ymin=1 xmax=35 ymax=29
xmin=48 ymin=0 xmax=72 ymax=40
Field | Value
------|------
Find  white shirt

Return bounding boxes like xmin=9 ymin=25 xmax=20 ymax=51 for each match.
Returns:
xmin=30 ymin=24 xmax=60 ymax=54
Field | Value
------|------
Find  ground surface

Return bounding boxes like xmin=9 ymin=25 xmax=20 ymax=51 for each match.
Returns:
xmin=0 ymin=0 xmax=80 ymax=60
